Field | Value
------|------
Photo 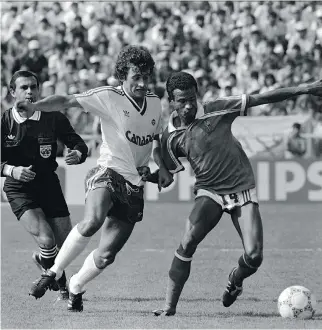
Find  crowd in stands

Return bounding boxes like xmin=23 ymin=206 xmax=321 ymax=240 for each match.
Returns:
xmin=1 ymin=1 xmax=322 ymax=155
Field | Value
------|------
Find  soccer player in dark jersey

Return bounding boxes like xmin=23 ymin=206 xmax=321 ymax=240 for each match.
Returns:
xmin=1 ymin=70 xmax=88 ymax=299
xmin=153 ymin=72 xmax=322 ymax=316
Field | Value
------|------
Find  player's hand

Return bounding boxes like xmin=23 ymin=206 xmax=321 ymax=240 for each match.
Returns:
xmin=306 ymin=79 xmax=322 ymax=96
xmin=158 ymin=167 xmax=174 ymax=191
xmin=12 ymin=165 xmax=36 ymax=182
xmin=137 ymin=166 xmax=151 ymax=181
xmin=65 ymin=148 xmax=80 ymax=165
xmin=16 ymin=100 xmax=36 ymax=112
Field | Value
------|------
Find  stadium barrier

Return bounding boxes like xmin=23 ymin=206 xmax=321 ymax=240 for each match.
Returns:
xmin=1 ymin=158 xmax=321 ymax=204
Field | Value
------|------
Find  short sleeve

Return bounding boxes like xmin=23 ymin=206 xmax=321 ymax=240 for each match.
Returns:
xmin=161 ymin=127 xmax=185 ymax=174
xmin=203 ymin=94 xmax=249 ymax=117
xmin=74 ymin=88 xmax=114 ymax=120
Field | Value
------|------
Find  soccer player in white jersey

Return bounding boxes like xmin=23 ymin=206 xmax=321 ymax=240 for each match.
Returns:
xmin=18 ymin=46 xmax=173 ymax=311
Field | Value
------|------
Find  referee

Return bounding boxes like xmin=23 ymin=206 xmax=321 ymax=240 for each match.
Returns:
xmin=1 ymin=70 xmax=88 ymax=300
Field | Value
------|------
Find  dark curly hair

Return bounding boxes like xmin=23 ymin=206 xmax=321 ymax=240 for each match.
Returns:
xmin=9 ymin=70 xmax=39 ymax=91
xmin=114 ymin=45 xmax=155 ymax=82
xmin=166 ymin=72 xmax=198 ymax=101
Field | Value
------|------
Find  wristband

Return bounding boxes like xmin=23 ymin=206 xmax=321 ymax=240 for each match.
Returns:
xmin=3 ymin=165 xmax=15 ymax=178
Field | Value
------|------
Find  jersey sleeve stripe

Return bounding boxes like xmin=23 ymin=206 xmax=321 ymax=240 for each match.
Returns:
xmin=75 ymin=86 xmax=124 ymax=98
xmin=167 ymin=132 xmax=184 ymax=174
xmin=240 ymin=94 xmax=249 ymax=116
xmin=199 ymin=108 xmax=241 ymax=119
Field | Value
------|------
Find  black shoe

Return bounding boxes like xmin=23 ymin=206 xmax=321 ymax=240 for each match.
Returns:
xmin=222 ymin=267 xmax=243 ymax=307
xmin=29 ymin=270 xmax=58 ymax=299
xmin=58 ymin=287 xmax=69 ymax=301
xmin=67 ymin=291 xmax=85 ymax=312
xmin=153 ymin=307 xmax=176 ymax=316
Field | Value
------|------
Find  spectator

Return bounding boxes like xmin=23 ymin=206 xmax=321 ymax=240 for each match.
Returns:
xmin=16 ymin=40 xmax=48 ymax=83
xmin=286 ymin=123 xmax=307 ymax=158
xmin=287 ymin=22 xmax=316 ymax=55
xmin=47 ymin=2 xmax=65 ymax=28
xmin=1 ymin=5 xmax=18 ymax=42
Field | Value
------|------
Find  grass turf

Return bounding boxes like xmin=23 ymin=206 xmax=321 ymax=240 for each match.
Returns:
xmin=1 ymin=203 xmax=321 ymax=328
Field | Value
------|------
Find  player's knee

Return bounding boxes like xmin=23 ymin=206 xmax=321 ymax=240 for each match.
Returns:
xmin=94 ymin=250 xmax=116 ymax=269
xmin=245 ymin=250 xmax=263 ymax=268
xmin=78 ymin=216 xmax=105 ymax=237
xmin=37 ymin=233 xmax=56 ymax=249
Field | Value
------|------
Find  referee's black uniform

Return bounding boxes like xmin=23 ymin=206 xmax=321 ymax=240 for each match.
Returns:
xmin=1 ymin=107 xmax=88 ymax=220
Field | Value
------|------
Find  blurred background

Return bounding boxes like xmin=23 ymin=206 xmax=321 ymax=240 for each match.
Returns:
xmin=1 ymin=1 xmax=322 ymax=159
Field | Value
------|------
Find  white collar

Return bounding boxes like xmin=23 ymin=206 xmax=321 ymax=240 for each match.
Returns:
xmin=12 ymin=107 xmax=41 ymax=124
xmin=168 ymin=102 xmax=205 ymax=133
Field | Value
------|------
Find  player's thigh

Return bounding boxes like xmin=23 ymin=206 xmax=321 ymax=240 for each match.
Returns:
xmin=231 ymin=202 xmax=263 ymax=256
xmin=95 ymin=216 xmax=135 ymax=261
xmin=181 ymin=196 xmax=223 ymax=253
xmin=78 ymin=187 xmax=114 ymax=236
xmin=47 ymin=216 xmax=72 ymax=248
xmin=19 ymin=208 xmax=55 ymax=245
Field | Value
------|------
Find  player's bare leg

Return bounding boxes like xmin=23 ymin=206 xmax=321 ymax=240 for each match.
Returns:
xmin=68 ymin=215 xmax=135 ymax=311
xmin=222 ymin=202 xmax=263 ymax=307
xmin=20 ymin=208 xmax=58 ymax=271
xmin=29 ymin=188 xmax=113 ymax=299
xmin=154 ymin=197 xmax=223 ymax=316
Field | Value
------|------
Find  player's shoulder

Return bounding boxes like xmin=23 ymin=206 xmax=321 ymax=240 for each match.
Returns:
xmin=76 ymin=85 xmax=125 ymax=98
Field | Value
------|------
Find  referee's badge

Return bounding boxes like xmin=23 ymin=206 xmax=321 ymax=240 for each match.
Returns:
xmin=40 ymin=145 xmax=52 ymax=158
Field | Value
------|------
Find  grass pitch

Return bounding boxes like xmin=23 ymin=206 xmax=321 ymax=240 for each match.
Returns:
xmin=1 ymin=203 xmax=321 ymax=328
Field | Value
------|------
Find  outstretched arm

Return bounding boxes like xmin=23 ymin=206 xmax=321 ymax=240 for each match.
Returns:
xmin=249 ymin=79 xmax=322 ymax=107
xmin=16 ymin=95 xmax=82 ymax=113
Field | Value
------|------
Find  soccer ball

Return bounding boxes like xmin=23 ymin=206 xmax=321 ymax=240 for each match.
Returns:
xmin=277 ymin=286 xmax=317 ymax=319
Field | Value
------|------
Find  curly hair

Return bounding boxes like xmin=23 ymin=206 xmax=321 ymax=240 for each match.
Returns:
xmin=114 ymin=45 xmax=155 ymax=82
xmin=166 ymin=72 xmax=198 ymax=101
xmin=9 ymin=70 xmax=39 ymax=91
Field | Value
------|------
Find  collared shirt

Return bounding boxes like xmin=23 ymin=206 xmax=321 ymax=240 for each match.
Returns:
xmin=74 ymin=85 xmax=162 ymax=186
xmin=1 ymin=107 xmax=88 ymax=177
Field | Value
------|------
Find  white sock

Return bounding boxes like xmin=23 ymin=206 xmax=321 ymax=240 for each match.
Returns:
xmin=50 ymin=225 xmax=91 ymax=279
xmin=69 ymin=250 xmax=103 ymax=294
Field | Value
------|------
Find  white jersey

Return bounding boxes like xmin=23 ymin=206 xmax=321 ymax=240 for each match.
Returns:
xmin=74 ymin=86 xmax=162 ymax=186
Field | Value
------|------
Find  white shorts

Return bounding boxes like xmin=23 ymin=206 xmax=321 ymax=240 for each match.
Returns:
xmin=196 ymin=188 xmax=258 ymax=211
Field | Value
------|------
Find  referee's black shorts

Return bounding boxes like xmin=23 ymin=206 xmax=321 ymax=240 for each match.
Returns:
xmin=3 ymin=172 xmax=70 ymax=220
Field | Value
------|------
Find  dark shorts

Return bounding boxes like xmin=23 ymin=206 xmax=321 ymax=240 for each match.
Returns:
xmin=3 ymin=173 xmax=70 ymax=220
xmin=85 ymin=166 xmax=144 ymax=224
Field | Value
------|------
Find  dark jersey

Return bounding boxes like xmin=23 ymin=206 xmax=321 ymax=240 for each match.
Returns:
xmin=161 ymin=95 xmax=256 ymax=195
xmin=1 ymin=108 xmax=88 ymax=177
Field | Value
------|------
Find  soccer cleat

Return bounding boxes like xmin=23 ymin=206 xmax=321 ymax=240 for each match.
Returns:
xmin=67 ymin=291 xmax=85 ymax=312
xmin=32 ymin=252 xmax=46 ymax=271
xmin=58 ymin=288 xmax=69 ymax=301
xmin=29 ymin=270 xmax=58 ymax=299
xmin=222 ymin=267 xmax=243 ymax=307
xmin=153 ymin=307 xmax=176 ymax=316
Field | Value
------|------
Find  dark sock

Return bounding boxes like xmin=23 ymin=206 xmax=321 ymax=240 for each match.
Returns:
xmin=57 ymin=271 xmax=67 ymax=288
xmin=234 ymin=254 xmax=258 ymax=286
xmin=165 ymin=253 xmax=192 ymax=310
xmin=39 ymin=245 xmax=57 ymax=269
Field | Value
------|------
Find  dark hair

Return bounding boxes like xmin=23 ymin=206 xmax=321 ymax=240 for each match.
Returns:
xmin=9 ymin=70 xmax=39 ymax=91
xmin=166 ymin=71 xmax=198 ymax=101
xmin=293 ymin=122 xmax=301 ymax=130
xmin=114 ymin=45 xmax=155 ymax=82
